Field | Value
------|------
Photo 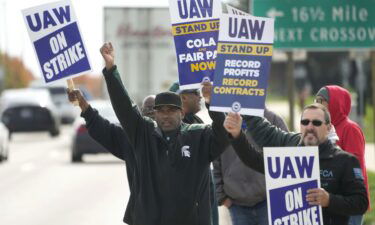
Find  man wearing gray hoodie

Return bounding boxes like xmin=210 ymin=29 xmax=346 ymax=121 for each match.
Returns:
xmin=213 ymin=108 xmax=288 ymax=225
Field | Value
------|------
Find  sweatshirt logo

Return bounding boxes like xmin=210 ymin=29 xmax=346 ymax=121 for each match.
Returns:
xmin=181 ymin=145 xmax=191 ymax=158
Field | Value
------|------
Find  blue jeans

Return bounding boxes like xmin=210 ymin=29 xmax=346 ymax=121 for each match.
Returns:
xmin=228 ymin=201 xmax=269 ymax=225
xmin=348 ymin=215 xmax=363 ymax=225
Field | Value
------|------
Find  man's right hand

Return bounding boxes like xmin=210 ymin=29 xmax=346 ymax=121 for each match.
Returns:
xmin=223 ymin=198 xmax=232 ymax=208
xmin=100 ymin=42 xmax=115 ymax=70
xmin=224 ymin=112 xmax=242 ymax=138
xmin=67 ymin=89 xmax=89 ymax=113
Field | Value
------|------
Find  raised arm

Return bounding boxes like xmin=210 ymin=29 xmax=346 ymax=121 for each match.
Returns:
xmin=67 ymin=89 xmax=134 ymax=161
xmin=224 ymin=112 xmax=265 ymax=173
xmin=243 ymin=115 xmax=300 ymax=148
xmin=100 ymin=43 xmax=150 ymax=146
xmin=201 ymin=81 xmax=230 ymax=160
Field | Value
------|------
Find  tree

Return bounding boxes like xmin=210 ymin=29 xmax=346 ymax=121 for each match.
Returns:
xmin=0 ymin=52 xmax=34 ymax=91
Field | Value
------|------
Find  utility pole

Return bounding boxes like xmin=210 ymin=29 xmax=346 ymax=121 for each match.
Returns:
xmin=287 ymin=51 xmax=295 ymax=131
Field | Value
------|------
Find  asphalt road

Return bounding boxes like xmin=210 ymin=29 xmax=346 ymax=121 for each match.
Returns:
xmin=0 ymin=124 xmax=233 ymax=225
xmin=0 ymin=126 xmax=128 ymax=225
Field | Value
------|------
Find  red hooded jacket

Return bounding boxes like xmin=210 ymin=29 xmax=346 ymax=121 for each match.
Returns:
xmin=325 ymin=85 xmax=369 ymax=208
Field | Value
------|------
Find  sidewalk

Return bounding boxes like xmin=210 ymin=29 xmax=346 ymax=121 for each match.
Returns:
xmin=366 ymin=143 xmax=375 ymax=172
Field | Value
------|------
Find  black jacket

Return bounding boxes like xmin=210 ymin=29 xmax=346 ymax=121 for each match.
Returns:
xmin=183 ymin=113 xmax=204 ymax=124
xmin=101 ymin=66 xmax=228 ymax=225
xmin=82 ymin=107 xmax=136 ymax=190
xmin=231 ymin=116 xmax=368 ymax=225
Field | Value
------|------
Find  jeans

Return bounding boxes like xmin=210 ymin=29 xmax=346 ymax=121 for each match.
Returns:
xmin=228 ymin=200 xmax=269 ymax=225
xmin=348 ymin=215 xmax=364 ymax=225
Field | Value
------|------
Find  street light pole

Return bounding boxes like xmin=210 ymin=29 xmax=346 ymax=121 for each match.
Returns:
xmin=287 ymin=51 xmax=295 ymax=131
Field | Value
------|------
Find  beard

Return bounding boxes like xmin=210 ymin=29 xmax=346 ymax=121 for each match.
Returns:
xmin=302 ymin=130 xmax=319 ymax=146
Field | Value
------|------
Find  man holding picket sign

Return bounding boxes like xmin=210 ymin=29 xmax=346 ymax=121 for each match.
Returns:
xmin=222 ymin=103 xmax=368 ymax=225
xmin=95 ymin=42 xmax=229 ymax=225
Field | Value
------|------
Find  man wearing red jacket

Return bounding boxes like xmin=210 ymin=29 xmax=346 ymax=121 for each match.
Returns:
xmin=315 ymin=85 xmax=368 ymax=225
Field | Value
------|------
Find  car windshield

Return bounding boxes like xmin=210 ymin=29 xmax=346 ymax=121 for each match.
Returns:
xmin=49 ymin=87 xmax=66 ymax=95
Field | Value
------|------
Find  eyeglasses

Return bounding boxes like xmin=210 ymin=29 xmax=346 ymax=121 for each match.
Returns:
xmin=300 ymin=119 xmax=324 ymax=127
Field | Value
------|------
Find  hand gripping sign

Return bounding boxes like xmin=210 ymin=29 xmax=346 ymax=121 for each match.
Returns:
xmin=169 ymin=0 xmax=221 ymax=90
xmin=22 ymin=0 xmax=91 ymax=84
xmin=209 ymin=12 xmax=274 ymax=116
xmin=264 ymin=146 xmax=323 ymax=225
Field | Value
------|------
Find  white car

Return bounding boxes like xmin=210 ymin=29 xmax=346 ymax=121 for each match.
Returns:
xmin=29 ymin=80 xmax=80 ymax=124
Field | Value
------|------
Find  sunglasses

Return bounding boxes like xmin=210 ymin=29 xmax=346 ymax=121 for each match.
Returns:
xmin=300 ymin=119 xmax=324 ymax=127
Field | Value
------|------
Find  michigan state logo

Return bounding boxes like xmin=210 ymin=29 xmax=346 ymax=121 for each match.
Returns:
xmin=202 ymin=76 xmax=210 ymax=82
xmin=232 ymin=102 xmax=241 ymax=112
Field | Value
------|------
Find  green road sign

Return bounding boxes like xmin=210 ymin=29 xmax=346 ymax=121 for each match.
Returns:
xmin=252 ymin=0 xmax=375 ymax=49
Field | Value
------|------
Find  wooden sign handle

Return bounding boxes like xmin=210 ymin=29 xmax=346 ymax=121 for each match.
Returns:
xmin=67 ymin=78 xmax=79 ymax=106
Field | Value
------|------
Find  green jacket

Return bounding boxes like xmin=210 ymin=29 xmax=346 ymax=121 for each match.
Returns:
xmin=103 ymin=66 xmax=229 ymax=225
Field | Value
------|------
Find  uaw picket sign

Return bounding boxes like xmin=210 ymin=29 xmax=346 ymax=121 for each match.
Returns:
xmin=22 ymin=0 xmax=91 ymax=83
xmin=209 ymin=13 xmax=274 ymax=116
xmin=169 ymin=0 xmax=221 ymax=90
xmin=264 ymin=146 xmax=323 ymax=225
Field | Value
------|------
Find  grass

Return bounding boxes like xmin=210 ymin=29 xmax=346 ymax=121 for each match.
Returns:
xmin=364 ymin=105 xmax=374 ymax=143
xmin=267 ymin=93 xmax=374 ymax=142
xmin=364 ymin=171 xmax=375 ymax=225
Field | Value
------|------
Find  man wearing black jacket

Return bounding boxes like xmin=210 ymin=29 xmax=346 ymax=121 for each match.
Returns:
xmin=222 ymin=104 xmax=368 ymax=225
xmin=89 ymin=42 xmax=229 ymax=225
xmin=169 ymin=82 xmax=219 ymax=225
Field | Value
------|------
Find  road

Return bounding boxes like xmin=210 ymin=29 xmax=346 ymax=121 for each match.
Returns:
xmin=0 ymin=124 xmax=233 ymax=225
xmin=0 ymin=126 xmax=128 ymax=225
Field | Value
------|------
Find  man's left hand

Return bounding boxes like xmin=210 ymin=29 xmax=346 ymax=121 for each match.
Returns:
xmin=306 ymin=188 xmax=330 ymax=207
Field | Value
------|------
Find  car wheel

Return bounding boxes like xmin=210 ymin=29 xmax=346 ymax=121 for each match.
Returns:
xmin=0 ymin=146 xmax=5 ymax=162
xmin=49 ymin=127 xmax=60 ymax=137
xmin=71 ymin=152 xmax=83 ymax=163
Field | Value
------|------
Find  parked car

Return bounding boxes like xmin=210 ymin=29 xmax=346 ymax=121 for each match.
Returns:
xmin=71 ymin=100 xmax=118 ymax=162
xmin=0 ymin=122 xmax=9 ymax=162
xmin=29 ymin=80 xmax=84 ymax=124
xmin=0 ymin=88 xmax=61 ymax=137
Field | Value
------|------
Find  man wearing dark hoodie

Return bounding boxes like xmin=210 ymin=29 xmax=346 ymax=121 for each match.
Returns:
xmin=315 ymin=85 xmax=369 ymax=225
xmin=169 ymin=82 xmax=219 ymax=225
xmin=96 ymin=42 xmax=229 ymax=225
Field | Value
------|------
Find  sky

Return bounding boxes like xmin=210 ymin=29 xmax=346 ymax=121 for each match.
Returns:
xmin=0 ymin=0 xmax=170 ymax=78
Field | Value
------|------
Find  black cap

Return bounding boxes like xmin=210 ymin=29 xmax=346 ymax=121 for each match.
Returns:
xmin=154 ymin=91 xmax=182 ymax=109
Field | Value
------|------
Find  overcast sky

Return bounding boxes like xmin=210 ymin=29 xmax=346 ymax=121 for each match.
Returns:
xmin=0 ymin=0 xmax=170 ymax=78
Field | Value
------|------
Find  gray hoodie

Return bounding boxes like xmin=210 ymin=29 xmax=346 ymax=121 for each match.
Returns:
xmin=213 ymin=108 xmax=288 ymax=206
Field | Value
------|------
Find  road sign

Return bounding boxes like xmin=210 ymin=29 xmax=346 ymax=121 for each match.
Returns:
xmin=252 ymin=0 xmax=375 ymax=49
